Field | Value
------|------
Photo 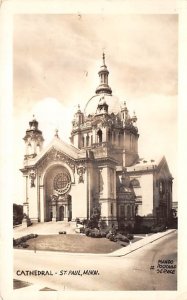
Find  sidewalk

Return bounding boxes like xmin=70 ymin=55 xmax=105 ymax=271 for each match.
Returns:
xmin=108 ymin=229 xmax=176 ymax=257
xmin=13 ymin=221 xmax=77 ymax=239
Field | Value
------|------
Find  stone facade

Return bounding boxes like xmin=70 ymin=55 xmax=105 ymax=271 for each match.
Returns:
xmin=20 ymin=55 xmax=173 ymax=229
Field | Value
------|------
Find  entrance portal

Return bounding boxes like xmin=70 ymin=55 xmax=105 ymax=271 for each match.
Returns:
xmin=59 ymin=206 xmax=64 ymax=221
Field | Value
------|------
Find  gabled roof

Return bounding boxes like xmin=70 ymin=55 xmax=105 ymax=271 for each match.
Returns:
xmin=23 ymin=136 xmax=86 ymax=168
xmin=126 ymin=155 xmax=172 ymax=177
xmin=156 ymin=156 xmax=173 ymax=178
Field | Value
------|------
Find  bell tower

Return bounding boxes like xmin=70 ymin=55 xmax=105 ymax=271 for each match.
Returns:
xmin=23 ymin=115 xmax=44 ymax=160
xmin=71 ymin=105 xmax=84 ymax=148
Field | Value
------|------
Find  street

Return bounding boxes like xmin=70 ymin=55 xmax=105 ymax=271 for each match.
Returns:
xmin=14 ymin=231 xmax=177 ymax=291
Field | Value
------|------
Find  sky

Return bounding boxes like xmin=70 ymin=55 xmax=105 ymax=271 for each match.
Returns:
xmin=13 ymin=14 xmax=178 ymax=204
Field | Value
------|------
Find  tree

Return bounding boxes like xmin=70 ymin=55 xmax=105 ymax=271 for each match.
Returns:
xmin=87 ymin=206 xmax=101 ymax=229
xmin=13 ymin=203 xmax=23 ymax=226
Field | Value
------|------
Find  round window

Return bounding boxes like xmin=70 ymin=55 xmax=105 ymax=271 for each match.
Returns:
xmin=53 ymin=170 xmax=71 ymax=194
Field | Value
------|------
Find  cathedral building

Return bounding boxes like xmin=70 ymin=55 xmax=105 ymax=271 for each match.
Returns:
xmin=20 ymin=54 xmax=173 ymax=229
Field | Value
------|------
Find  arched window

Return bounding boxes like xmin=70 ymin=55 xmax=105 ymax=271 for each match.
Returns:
xmin=120 ymin=205 xmax=125 ymax=216
xmin=131 ymin=178 xmax=140 ymax=188
xmin=82 ymin=136 xmax=84 ymax=147
xmin=130 ymin=134 xmax=132 ymax=149
xmin=113 ymin=131 xmax=116 ymax=142
xmin=131 ymin=205 xmax=134 ymax=218
xmin=91 ymin=135 xmax=93 ymax=145
xmin=28 ymin=143 xmax=32 ymax=155
xmin=108 ymin=130 xmax=111 ymax=143
xmin=97 ymin=129 xmax=102 ymax=143
xmin=86 ymin=135 xmax=89 ymax=147
xmin=36 ymin=144 xmax=40 ymax=154
xmin=127 ymin=205 xmax=131 ymax=220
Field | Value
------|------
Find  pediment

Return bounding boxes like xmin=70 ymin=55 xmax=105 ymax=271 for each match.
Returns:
xmin=157 ymin=156 xmax=172 ymax=178
xmin=36 ymin=146 xmax=76 ymax=173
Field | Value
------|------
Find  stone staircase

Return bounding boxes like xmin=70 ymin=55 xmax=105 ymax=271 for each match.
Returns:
xmin=13 ymin=221 xmax=78 ymax=239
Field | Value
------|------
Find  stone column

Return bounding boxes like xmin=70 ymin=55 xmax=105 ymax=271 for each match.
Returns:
xmin=64 ymin=205 xmax=68 ymax=221
xmin=52 ymin=204 xmax=57 ymax=222
xmin=23 ymin=175 xmax=29 ymax=215
xmin=103 ymin=127 xmax=107 ymax=143
xmin=40 ymin=185 xmax=44 ymax=222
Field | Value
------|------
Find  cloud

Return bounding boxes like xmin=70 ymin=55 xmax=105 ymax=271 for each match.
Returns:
xmin=13 ymin=14 xmax=178 ymax=203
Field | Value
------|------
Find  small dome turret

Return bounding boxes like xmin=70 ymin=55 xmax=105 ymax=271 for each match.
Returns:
xmin=23 ymin=115 xmax=44 ymax=160
xmin=95 ymin=53 xmax=112 ymax=95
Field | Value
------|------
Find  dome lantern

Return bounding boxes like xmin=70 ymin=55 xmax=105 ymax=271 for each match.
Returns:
xmin=95 ymin=53 xmax=112 ymax=95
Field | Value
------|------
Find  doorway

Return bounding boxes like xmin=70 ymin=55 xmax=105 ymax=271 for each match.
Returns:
xmin=59 ymin=206 xmax=64 ymax=221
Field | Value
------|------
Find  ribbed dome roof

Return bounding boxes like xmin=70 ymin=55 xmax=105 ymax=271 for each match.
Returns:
xmin=84 ymin=93 xmax=123 ymax=116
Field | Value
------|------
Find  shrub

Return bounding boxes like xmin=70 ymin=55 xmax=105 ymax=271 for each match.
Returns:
xmin=106 ymin=232 xmax=112 ymax=239
xmin=13 ymin=233 xmax=38 ymax=247
xmin=120 ymin=242 xmax=129 ymax=247
xmin=151 ymin=224 xmax=166 ymax=233
xmin=133 ymin=225 xmax=151 ymax=234
xmin=116 ymin=233 xmax=123 ymax=240
xmin=120 ymin=236 xmax=129 ymax=243
xmin=126 ymin=233 xmax=134 ymax=240
xmin=79 ymin=227 xmax=85 ymax=233
xmin=21 ymin=242 xmax=29 ymax=248
xmin=115 ymin=233 xmax=130 ymax=243
xmin=100 ymin=231 xmax=107 ymax=238
xmin=85 ymin=228 xmax=91 ymax=236
xmin=89 ymin=228 xmax=101 ymax=238
xmin=109 ymin=235 xmax=117 ymax=242
xmin=92 ymin=232 xmax=102 ymax=238
xmin=85 ymin=228 xmax=103 ymax=238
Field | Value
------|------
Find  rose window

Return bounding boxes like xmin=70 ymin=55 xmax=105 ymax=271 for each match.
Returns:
xmin=53 ymin=170 xmax=71 ymax=194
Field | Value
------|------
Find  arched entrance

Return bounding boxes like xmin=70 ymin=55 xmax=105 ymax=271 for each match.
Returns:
xmin=43 ymin=164 xmax=72 ymax=222
xmin=59 ymin=206 xmax=64 ymax=221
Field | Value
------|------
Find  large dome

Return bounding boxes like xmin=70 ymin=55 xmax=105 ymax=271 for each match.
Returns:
xmin=84 ymin=93 xmax=123 ymax=116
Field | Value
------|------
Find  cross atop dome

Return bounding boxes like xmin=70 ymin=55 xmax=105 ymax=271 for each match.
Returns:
xmin=54 ymin=128 xmax=59 ymax=138
xmin=102 ymin=52 xmax=105 ymax=65
xmin=29 ymin=114 xmax=39 ymax=130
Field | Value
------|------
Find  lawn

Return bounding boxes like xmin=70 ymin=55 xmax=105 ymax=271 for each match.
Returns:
xmin=19 ymin=234 xmax=124 ymax=254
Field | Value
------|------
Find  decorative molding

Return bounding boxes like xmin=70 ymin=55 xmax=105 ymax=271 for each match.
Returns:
xmin=77 ymin=164 xmax=86 ymax=183
xmin=29 ymin=169 xmax=36 ymax=187
xmin=37 ymin=147 xmax=76 ymax=173
xmin=130 ymin=178 xmax=140 ymax=188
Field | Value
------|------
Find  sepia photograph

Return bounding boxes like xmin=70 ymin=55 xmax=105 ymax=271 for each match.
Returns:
xmin=12 ymin=13 xmax=178 ymax=292
xmin=3 ymin=2 xmax=187 ymax=299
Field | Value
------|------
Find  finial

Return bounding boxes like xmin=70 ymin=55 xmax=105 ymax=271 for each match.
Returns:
xmin=54 ymin=128 xmax=59 ymax=138
xmin=77 ymin=104 xmax=81 ymax=112
xmin=102 ymin=52 xmax=105 ymax=65
xmin=132 ymin=110 xmax=137 ymax=123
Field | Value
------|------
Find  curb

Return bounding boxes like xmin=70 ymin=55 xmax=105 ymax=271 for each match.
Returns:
xmin=108 ymin=229 xmax=177 ymax=257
